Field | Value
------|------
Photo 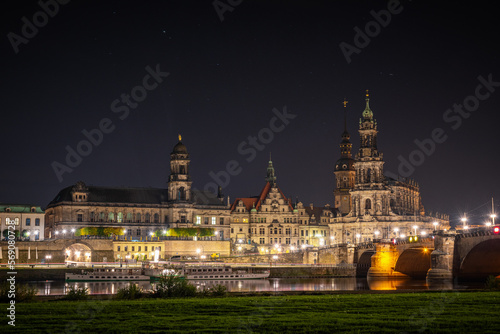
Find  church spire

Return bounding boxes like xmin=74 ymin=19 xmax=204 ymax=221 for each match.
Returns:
xmin=362 ymin=90 xmax=373 ymax=120
xmin=340 ymin=99 xmax=352 ymax=157
xmin=265 ymin=154 xmax=277 ymax=185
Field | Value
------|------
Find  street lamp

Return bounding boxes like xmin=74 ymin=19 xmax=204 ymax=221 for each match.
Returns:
xmin=374 ymin=230 xmax=380 ymax=240
xmin=491 ymin=214 xmax=496 ymax=226
xmin=433 ymin=221 xmax=438 ymax=231
xmin=45 ymin=255 xmax=52 ymax=267
xmin=413 ymin=225 xmax=418 ymax=236
xmin=356 ymin=233 xmax=361 ymax=244
xmin=393 ymin=227 xmax=399 ymax=238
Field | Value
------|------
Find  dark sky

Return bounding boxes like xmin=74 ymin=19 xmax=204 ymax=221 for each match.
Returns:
xmin=1 ymin=1 xmax=499 ymax=227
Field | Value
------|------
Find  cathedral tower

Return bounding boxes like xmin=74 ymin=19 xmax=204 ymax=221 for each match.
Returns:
xmin=350 ymin=92 xmax=391 ymax=217
xmin=334 ymin=99 xmax=356 ymax=215
xmin=168 ymin=134 xmax=192 ymax=201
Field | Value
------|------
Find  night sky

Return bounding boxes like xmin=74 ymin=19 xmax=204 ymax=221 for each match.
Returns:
xmin=1 ymin=1 xmax=499 ymax=227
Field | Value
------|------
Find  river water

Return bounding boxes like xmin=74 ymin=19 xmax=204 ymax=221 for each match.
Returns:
xmin=28 ymin=278 xmax=483 ymax=296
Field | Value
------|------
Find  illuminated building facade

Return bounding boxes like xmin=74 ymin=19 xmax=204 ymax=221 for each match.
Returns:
xmin=230 ymin=159 xmax=333 ymax=251
xmin=45 ymin=136 xmax=231 ymax=241
xmin=0 ymin=204 xmax=45 ymax=241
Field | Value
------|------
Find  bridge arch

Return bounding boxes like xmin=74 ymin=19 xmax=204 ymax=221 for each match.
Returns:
xmin=63 ymin=242 xmax=94 ymax=263
xmin=459 ymin=239 xmax=500 ymax=280
xmin=356 ymin=249 xmax=375 ymax=277
xmin=394 ymin=247 xmax=433 ymax=278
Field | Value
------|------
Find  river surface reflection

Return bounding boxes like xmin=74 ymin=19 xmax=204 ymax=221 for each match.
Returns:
xmin=29 ymin=277 xmax=483 ymax=296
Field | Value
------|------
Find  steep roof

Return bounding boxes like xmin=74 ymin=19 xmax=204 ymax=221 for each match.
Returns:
xmin=0 ymin=204 xmax=44 ymax=213
xmin=231 ymin=182 xmax=293 ymax=212
xmin=47 ymin=186 xmax=224 ymax=207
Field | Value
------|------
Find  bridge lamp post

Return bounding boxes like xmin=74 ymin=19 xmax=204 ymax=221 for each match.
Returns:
xmin=413 ymin=225 xmax=418 ymax=236
xmin=461 ymin=217 xmax=467 ymax=230
xmin=356 ymin=233 xmax=361 ymax=244
xmin=433 ymin=221 xmax=438 ymax=232
xmin=374 ymin=230 xmax=380 ymax=240
xmin=393 ymin=227 xmax=399 ymax=238
xmin=486 ymin=221 xmax=492 ymax=227
xmin=491 ymin=214 xmax=496 ymax=226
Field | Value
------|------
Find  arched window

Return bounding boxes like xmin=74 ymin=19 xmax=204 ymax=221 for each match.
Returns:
xmin=178 ymin=187 xmax=186 ymax=200
xmin=136 ymin=213 xmax=141 ymax=223
xmin=154 ymin=213 xmax=159 ymax=223
xmin=126 ymin=213 xmax=132 ymax=222
xmin=145 ymin=213 xmax=150 ymax=223
xmin=117 ymin=212 xmax=123 ymax=223
xmin=365 ymin=198 xmax=372 ymax=210
xmin=108 ymin=212 xmax=115 ymax=222
xmin=390 ymin=199 xmax=396 ymax=209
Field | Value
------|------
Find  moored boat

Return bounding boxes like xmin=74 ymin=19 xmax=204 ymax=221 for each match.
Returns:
xmin=65 ymin=267 xmax=150 ymax=281
xmin=183 ymin=264 xmax=270 ymax=280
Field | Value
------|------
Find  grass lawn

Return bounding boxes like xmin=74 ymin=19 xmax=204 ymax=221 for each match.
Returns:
xmin=2 ymin=291 xmax=500 ymax=333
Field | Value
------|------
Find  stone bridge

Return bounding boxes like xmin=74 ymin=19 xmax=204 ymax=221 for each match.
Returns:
xmin=364 ymin=230 xmax=500 ymax=281
xmin=427 ymin=230 xmax=500 ymax=281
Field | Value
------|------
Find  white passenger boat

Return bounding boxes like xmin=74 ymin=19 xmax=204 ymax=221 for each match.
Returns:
xmin=183 ymin=264 xmax=270 ymax=280
xmin=65 ymin=267 xmax=150 ymax=281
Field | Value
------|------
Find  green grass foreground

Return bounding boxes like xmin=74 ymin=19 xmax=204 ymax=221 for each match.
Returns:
xmin=2 ymin=291 xmax=500 ymax=333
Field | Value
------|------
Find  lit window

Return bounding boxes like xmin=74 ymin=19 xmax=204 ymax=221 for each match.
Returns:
xmin=196 ymin=216 xmax=201 ymax=225
xmin=211 ymin=217 xmax=216 ymax=225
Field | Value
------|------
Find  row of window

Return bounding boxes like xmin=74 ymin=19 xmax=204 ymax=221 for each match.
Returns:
xmin=80 ymin=212 xmax=226 ymax=225
xmin=258 ymin=238 xmax=292 ymax=244
xmin=25 ymin=218 xmax=41 ymax=226
xmin=195 ymin=217 xmax=224 ymax=225
xmin=116 ymin=245 xmax=161 ymax=252
xmin=231 ymin=227 xmax=327 ymax=237
xmin=4 ymin=218 xmax=41 ymax=226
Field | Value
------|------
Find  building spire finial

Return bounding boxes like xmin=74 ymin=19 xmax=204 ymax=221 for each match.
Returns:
xmin=343 ymin=98 xmax=348 ymax=132
xmin=362 ymin=90 xmax=373 ymax=119
xmin=178 ymin=134 xmax=182 ymax=142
